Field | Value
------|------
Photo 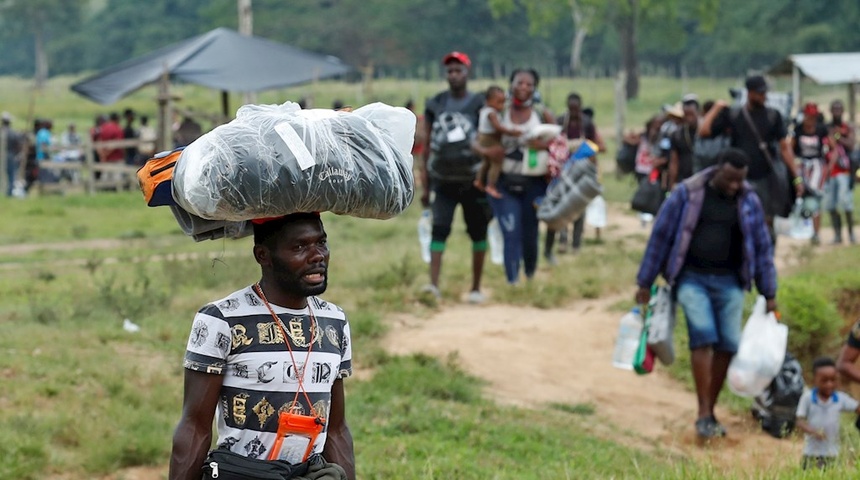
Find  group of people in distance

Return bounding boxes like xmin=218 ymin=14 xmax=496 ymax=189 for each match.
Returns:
xmin=629 ymin=76 xmax=856 ymax=246
xmin=635 ymin=73 xmax=860 ymax=469
xmin=1 ymin=108 xmax=159 ymax=195
xmin=418 ymin=51 xmax=604 ymax=301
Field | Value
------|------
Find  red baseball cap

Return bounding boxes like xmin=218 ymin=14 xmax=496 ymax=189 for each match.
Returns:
xmin=442 ymin=51 xmax=471 ymax=68
xmin=803 ymin=102 xmax=818 ymax=116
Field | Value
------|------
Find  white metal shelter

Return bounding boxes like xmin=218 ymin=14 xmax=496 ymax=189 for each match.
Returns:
xmin=769 ymin=52 xmax=860 ymax=121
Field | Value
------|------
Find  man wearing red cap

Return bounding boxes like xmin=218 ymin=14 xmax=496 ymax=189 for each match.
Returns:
xmin=420 ymin=51 xmax=490 ymax=303
xmin=792 ymin=102 xmax=829 ymax=244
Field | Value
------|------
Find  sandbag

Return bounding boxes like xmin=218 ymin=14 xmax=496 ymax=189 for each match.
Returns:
xmin=172 ymin=102 xmax=415 ymax=221
xmin=537 ymin=160 xmax=602 ymax=231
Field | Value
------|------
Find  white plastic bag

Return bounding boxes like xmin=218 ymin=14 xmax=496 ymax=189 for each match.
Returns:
xmin=727 ymin=296 xmax=788 ymax=397
xmin=487 ymin=219 xmax=503 ymax=265
xmin=646 ymin=285 xmax=676 ymax=365
xmin=585 ymin=195 xmax=607 ymax=228
xmin=172 ymin=102 xmax=415 ymax=221
xmin=773 ymin=199 xmax=813 ymax=240
xmin=417 ymin=209 xmax=431 ymax=264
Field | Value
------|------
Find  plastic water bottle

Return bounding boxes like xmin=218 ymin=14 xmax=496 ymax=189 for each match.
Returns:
xmin=417 ymin=209 xmax=432 ymax=263
xmin=612 ymin=307 xmax=644 ymax=370
xmin=487 ymin=219 xmax=503 ymax=265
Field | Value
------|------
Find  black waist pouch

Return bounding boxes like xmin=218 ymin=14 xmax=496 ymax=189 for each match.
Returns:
xmin=202 ymin=449 xmax=311 ymax=480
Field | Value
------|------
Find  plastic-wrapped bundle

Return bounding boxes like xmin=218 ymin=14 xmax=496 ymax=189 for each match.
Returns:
xmin=537 ymin=159 xmax=602 ymax=231
xmin=172 ymin=102 xmax=415 ymax=221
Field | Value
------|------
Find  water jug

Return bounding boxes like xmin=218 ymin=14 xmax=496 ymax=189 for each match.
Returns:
xmin=612 ymin=307 xmax=643 ymax=370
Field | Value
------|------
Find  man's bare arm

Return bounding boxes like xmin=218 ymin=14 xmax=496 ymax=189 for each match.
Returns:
xmin=698 ymin=100 xmax=727 ymax=138
xmin=169 ymin=369 xmax=224 ymax=480
xmin=838 ymin=344 xmax=860 ymax=383
xmin=322 ymin=378 xmax=355 ymax=480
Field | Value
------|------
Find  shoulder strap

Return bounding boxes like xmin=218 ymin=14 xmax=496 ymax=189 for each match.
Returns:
xmin=739 ymin=106 xmax=775 ymax=166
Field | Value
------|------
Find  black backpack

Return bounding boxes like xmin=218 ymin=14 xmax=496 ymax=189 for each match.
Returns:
xmin=426 ymin=91 xmax=482 ymax=182
xmin=751 ymin=353 xmax=804 ymax=439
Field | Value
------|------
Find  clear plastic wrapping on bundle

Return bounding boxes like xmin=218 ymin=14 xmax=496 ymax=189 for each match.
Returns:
xmin=537 ymin=160 xmax=602 ymax=231
xmin=171 ymin=102 xmax=415 ymax=221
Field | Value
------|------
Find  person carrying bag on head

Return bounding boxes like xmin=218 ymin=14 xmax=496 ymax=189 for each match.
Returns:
xmin=169 ymin=214 xmax=354 ymax=480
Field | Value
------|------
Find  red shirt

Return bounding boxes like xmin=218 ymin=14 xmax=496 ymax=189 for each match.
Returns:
xmin=98 ymin=121 xmax=125 ymax=162
xmin=828 ymin=121 xmax=853 ymax=177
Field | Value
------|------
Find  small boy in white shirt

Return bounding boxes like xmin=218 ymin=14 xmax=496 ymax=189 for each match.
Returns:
xmin=795 ymin=356 xmax=860 ymax=470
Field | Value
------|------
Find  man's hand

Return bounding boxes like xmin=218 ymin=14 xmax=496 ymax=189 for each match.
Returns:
xmin=794 ymin=181 xmax=805 ymax=198
xmin=765 ymin=298 xmax=778 ymax=314
xmin=635 ymin=287 xmax=651 ymax=306
xmin=713 ymin=99 xmax=729 ymax=110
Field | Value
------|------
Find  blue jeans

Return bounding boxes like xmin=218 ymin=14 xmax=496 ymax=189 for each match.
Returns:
xmin=676 ymin=269 xmax=745 ymax=353
xmin=825 ymin=174 xmax=854 ymax=212
xmin=487 ymin=175 xmax=546 ymax=284
xmin=5 ymin=156 xmax=18 ymax=196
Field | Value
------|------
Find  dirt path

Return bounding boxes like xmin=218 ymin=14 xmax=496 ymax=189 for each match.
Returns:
xmin=383 ymin=203 xmax=836 ymax=475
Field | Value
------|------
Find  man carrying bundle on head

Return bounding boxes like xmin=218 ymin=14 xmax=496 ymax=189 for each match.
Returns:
xmin=169 ymin=213 xmax=354 ymax=480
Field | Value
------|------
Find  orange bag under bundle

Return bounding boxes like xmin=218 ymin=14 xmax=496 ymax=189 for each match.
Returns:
xmin=137 ymin=147 xmax=183 ymax=207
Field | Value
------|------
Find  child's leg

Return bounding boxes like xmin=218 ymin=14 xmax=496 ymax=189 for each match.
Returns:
xmin=474 ymin=157 xmax=490 ymax=190
xmin=485 ymin=157 xmax=503 ymax=199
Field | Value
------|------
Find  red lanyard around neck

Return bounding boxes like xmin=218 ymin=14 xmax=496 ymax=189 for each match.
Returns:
xmin=253 ymin=283 xmax=317 ymax=416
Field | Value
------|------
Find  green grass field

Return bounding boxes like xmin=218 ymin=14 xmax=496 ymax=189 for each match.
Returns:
xmin=2 ymin=75 xmax=860 ymax=479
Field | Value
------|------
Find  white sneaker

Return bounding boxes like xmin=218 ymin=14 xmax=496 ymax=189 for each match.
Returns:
xmin=420 ymin=284 xmax=441 ymax=299
xmin=467 ymin=290 xmax=485 ymax=304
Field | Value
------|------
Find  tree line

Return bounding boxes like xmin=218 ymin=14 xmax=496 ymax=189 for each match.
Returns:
xmin=1 ymin=0 xmax=859 ymax=98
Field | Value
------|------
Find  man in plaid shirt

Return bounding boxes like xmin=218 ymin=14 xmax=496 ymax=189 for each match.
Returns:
xmin=635 ymin=148 xmax=778 ymax=439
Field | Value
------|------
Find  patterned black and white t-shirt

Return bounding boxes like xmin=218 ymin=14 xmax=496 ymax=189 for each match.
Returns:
xmin=183 ymin=285 xmax=352 ymax=460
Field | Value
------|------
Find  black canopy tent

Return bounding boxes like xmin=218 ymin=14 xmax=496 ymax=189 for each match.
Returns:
xmin=71 ymin=27 xmax=351 ymax=150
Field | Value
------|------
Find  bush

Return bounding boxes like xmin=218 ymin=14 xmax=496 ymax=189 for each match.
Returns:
xmin=778 ymin=276 xmax=843 ymax=368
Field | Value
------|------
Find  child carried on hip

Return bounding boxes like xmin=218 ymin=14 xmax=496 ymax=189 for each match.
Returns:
xmin=474 ymin=85 xmax=522 ymax=198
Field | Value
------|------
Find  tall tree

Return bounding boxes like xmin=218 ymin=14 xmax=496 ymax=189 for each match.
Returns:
xmin=490 ymin=0 xmax=718 ymax=98
xmin=0 ymin=0 xmax=85 ymax=88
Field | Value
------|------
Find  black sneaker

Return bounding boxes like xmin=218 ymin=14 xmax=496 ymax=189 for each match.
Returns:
xmin=710 ymin=415 xmax=727 ymax=437
xmin=695 ymin=417 xmax=720 ymax=438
